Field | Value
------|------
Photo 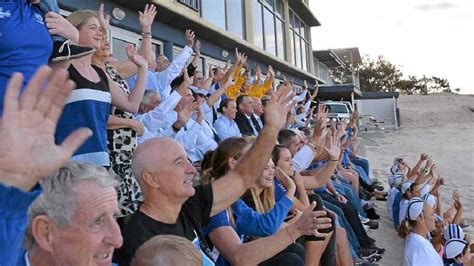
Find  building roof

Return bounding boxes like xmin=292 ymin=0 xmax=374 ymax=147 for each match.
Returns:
xmin=332 ymin=47 xmax=362 ymax=65
xmin=288 ymin=1 xmax=321 ymax=27
xmin=316 ymin=84 xmax=363 ymax=101
xmin=313 ymin=50 xmax=345 ymax=68
xmin=358 ymin=91 xmax=400 ymax=99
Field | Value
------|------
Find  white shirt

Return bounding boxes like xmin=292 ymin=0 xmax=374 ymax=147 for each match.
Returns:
xmin=252 ymin=113 xmax=263 ymax=129
xmin=387 ymin=187 xmax=399 ymax=220
xmin=292 ymin=145 xmax=315 ymax=172
xmin=134 ymin=90 xmax=182 ymax=133
xmin=128 ymin=46 xmax=193 ymax=100
xmin=213 ymin=115 xmax=242 ymax=141
xmin=399 ymin=199 xmax=409 ymax=224
xmin=245 ymin=113 xmax=259 ymax=136
xmin=404 ymin=233 xmax=443 ymax=266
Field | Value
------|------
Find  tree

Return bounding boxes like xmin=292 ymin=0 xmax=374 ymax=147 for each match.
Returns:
xmin=330 ymin=54 xmax=452 ymax=95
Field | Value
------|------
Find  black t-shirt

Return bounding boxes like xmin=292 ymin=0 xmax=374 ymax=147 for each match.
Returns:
xmin=114 ymin=185 xmax=214 ymax=266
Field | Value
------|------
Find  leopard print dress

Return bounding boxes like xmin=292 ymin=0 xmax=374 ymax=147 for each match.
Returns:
xmin=105 ymin=63 xmax=142 ymax=217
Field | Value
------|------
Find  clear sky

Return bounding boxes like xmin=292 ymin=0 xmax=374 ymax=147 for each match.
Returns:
xmin=309 ymin=0 xmax=474 ymax=94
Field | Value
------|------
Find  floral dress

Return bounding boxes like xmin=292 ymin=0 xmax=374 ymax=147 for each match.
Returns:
xmin=105 ymin=63 xmax=142 ymax=217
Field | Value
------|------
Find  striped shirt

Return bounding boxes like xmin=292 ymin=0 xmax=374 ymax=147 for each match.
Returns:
xmin=55 ymin=65 xmax=111 ymax=166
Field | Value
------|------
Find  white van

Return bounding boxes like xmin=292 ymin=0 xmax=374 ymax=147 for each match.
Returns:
xmin=320 ymin=101 xmax=352 ymax=122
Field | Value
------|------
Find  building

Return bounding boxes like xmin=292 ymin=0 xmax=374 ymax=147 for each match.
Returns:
xmin=58 ymin=0 xmax=325 ymax=88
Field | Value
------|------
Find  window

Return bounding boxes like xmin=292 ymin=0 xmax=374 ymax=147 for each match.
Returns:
xmin=254 ymin=0 xmax=285 ymax=59
xmin=201 ymin=0 xmax=226 ymax=29
xmin=226 ymin=0 xmax=245 ymax=38
xmin=202 ymin=0 xmax=245 ymax=39
xmin=263 ymin=8 xmax=276 ymax=55
xmin=289 ymin=9 xmax=309 ymax=70
xmin=178 ymin=0 xmax=199 ymax=11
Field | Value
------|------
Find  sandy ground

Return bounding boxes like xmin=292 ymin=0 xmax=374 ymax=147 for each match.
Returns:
xmin=356 ymin=93 xmax=474 ymax=265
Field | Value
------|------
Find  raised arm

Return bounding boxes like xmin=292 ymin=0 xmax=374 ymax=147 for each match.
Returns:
xmin=407 ymin=153 xmax=429 ymax=179
xmin=302 ymin=135 xmax=340 ymax=190
xmin=110 ymin=45 xmax=149 ymax=113
xmin=138 ymin=4 xmax=157 ymax=65
xmin=0 ymin=67 xmax=91 ymax=263
xmin=210 ymin=83 xmax=296 ymax=215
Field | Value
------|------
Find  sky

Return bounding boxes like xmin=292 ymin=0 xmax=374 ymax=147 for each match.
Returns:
xmin=309 ymin=0 xmax=474 ymax=94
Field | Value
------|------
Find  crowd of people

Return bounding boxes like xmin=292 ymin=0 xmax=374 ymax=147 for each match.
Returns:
xmin=386 ymin=155 xmax=473 ymax=265
xmin=0 ymin=1 xmax=471 ymax=266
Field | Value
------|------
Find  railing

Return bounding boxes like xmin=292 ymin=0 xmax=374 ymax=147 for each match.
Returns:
xmin=313 ymin=58 xmax=334 ymax=85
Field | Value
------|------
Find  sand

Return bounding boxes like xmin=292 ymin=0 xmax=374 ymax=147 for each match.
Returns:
xmin=356 ymin=93 xmax=474 ymax=265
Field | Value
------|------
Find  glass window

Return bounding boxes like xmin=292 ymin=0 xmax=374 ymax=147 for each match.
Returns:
xmin=290 ymin=30 xmax=295 ymax=65
xmin=265 ymin=0 xmax=274 ymax=9
xmin=301 ymin=40 xmax=307 ymax=71
xmin=275 ymin=0 xmax=283 ymax=17
xmin=112 ymin=38 xmax=134 ymax=61
xmin=252 ymin=0 xmax=264 ymax=49
xmin=289 ymin=10 xmax=295 ymax=28
xmin=202 ymin=0 xmax=226 ymax=29
xmin=275 ymin=18 xmax=285 ymax=59
xmin=263 ymin=8 xmax=276 ymax=55
xmin=294 ymin=34 xmax=301 ymax=68
xmin=227 ymin=0 xmax=244 ymax=38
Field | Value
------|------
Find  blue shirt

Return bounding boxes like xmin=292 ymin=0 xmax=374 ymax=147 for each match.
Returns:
xmin=201 ymin=210 xmax=235 ymax=266
xmin=0 ymin=0 xmax=53 ymax=114
xmin=0 ymin=183 xmax=42 ymax=265
xmin=213 ymin=116 xmax=242 ymax=141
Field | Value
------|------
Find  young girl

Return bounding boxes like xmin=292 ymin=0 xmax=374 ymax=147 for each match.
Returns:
xmin=399 ymin=198 xmax=443 ymax=266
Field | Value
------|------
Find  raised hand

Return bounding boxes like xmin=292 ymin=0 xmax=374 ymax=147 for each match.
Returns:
xmin=139 ymin=4 xmax=157 ymax=32
xmin=175 ymin=101 xmax=196 ymax=129
xmin=420 ymin=153 xmax=429 ymax=161
xmin=289 ymin=201 xmax=332 ymax=238
xmin=324 ymin=135 xmax=341 ymax=160
xmin=45 ymin=12 xmax=79 ymax=43
xmin=275 ymin=167 xmax=296 ymax=197
xmin=126 ymin=44 xmax=148 ymax=69
xmin=267 ymin=65 xmax=275 ymax=77
xmin=264 ymin=82 xmax=296 ymax=130
xmin=98 ymin=3 xmax=110 ymax=33
xmin=0 ymin=67 xmax=92 ymax=192
xmin=185 ymin=29 xmax=195 ymax=47
xmin=208 ymin=64 xmax=214 ymax=79
xmin=194 ymin=40 xmax=202 ymax=56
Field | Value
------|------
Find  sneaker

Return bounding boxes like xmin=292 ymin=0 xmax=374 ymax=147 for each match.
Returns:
xmin=50 ymin=40 xmax=95 ymax=62
xmin=357 ymin=248 xmax=378 ymax=258
xmin=363 ymin=224 xmax=370 ymax=232
xmin=367 ymin=245 xmax=386 ymax=255
xmin=360 ymin=215 xmax=370 ymax=224
xmin=366 ymin=220 xmax=379 ymax=230
xmin=366 ymin=208 xmax=380 ymax=220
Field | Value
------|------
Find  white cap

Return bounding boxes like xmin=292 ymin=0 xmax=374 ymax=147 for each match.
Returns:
xmin=444 ymin=238 xmax=467 ymax=259
xmin=406 ymin=198 xmax=424 ymax=221
xmin=421 ymin=194 xmax=436 ymax=208
xmin=444 ymin=224 xmax=465 ymax=241
xmin=401 ymin=180 xmax=414 ymax=194
xmin=393 ymin=176 xmax=404 ymax=188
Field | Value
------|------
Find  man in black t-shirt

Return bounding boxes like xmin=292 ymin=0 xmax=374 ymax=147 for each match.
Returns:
xmin=114 ymin=83 xmax=299 ymax=265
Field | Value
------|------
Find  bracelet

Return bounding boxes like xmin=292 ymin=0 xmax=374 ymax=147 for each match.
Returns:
xmin=420 ymin=167 xmax=428 ymax=174
xmin=141 ymin=32 xmax=152 ymax=38
xmin=307 ymin=142 xmax=319 ymax=153
xmin=329 ymin=158 xmax=339 ymax=162
xmin=172 ymin=123 xmax=181 ymax=132
xmin=285 ymin=227 xmax=296 ymax=244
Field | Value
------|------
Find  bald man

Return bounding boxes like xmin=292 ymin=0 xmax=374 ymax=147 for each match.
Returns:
xmin=115 ymin=84 xmax=298 ymax=265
